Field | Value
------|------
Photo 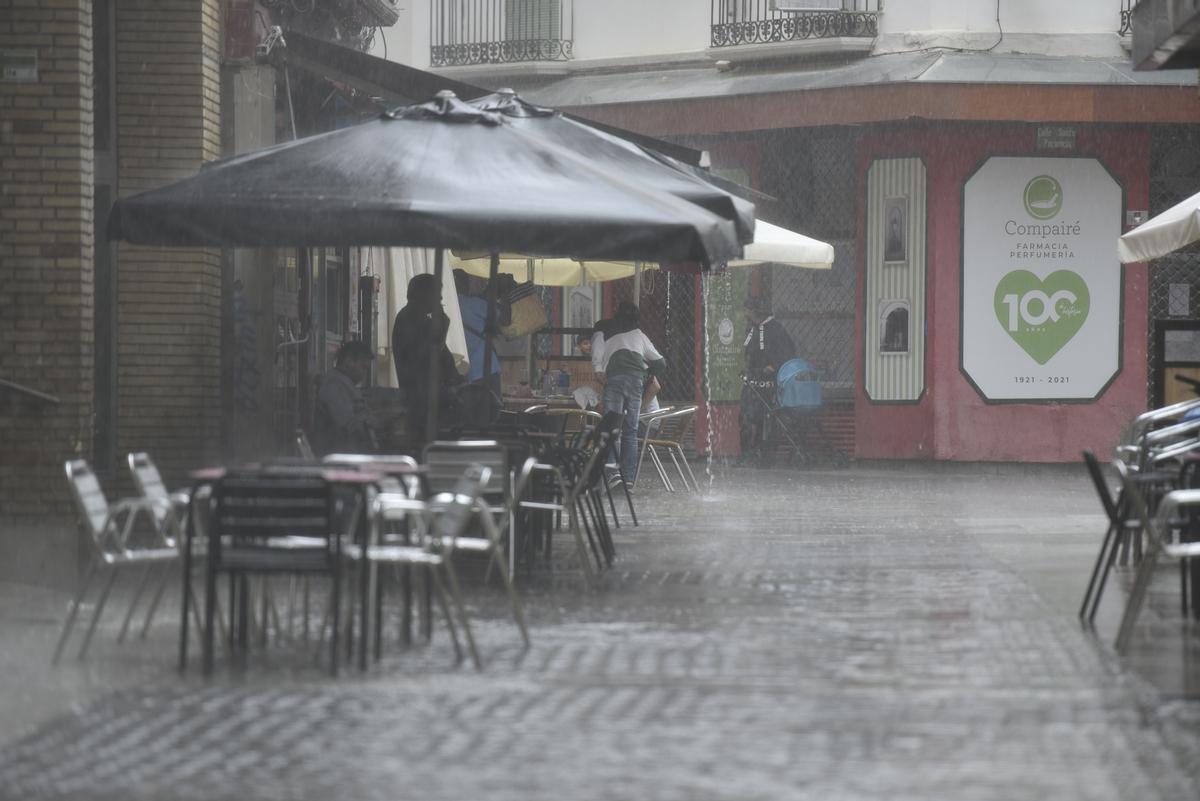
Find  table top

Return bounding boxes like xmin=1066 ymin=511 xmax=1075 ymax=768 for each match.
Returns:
xmin=189 ymin=462 xmax=423 ymax=484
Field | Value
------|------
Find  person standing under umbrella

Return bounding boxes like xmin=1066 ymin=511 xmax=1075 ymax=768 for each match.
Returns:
xmin=741 ymin=296 xmax=796 ymax=464
xmin=392 ymin=274 xmax=463 ymax=447
xmin=595 ymin=302 xmax=665 ymax=487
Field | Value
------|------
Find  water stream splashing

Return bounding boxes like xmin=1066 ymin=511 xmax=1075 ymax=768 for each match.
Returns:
xmin=701 ymin=272 xmax=716 ymax=491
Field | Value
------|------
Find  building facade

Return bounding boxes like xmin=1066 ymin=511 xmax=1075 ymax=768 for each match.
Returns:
xmin=381 ymin=0 xmax=1200 ymax=462
xmin=0 ymin=1 xmax=397 ymax=587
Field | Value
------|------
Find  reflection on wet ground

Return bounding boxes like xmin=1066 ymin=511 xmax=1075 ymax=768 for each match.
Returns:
xmin=1 ymin=464 xmax=1198 ymax=800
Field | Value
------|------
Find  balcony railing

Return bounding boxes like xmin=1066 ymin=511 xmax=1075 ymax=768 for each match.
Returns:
xmin=711 ymin=0 xmax=879 ymax=49
xmin=1120 ymin=0 xmax=1134 ymax=36
xmin=430 ymin=0 xmax=573 ymax=68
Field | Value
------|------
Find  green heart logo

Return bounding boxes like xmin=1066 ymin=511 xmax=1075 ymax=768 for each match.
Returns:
xmin=993 ymin=270 xmax=1089 ymax=365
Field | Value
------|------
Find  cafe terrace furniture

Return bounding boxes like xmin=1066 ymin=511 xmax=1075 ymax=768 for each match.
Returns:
xmin=637 ymin=407 xmax=700 ymax=493
xmin=1113 ymin=460 xmax=1200 ymax=652
xmin=202 ymin=467 xmax=357 ymax=676
xmin=53 ymin=460 xmax=183 ymax=664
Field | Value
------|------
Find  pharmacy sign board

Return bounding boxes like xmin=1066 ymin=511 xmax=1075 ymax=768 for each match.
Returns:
xmin=961 ymin=157 xmax=1122 ymax=401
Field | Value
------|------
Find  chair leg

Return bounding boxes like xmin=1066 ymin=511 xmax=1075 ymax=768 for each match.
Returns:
xmin=428 ymin=566 xmax=463 ymax=665
xmin=675 ymin=445 xmax=700 ymax=493
xmin=490 ymin=548 xmax=530 ymax=647
xmin=117 ymin=564 xmax=156 ymax=644
xmin=576 ymin=495 xmax=604 ymax=571
xmin=581 ymin=491 xmax=608 ymax=567
xmin=78 ymin=569 xmax=119 ymax=660
xmin=563 ymin=491 xmax=596 ymax=585
xmin=618 ymin=473 xmax=638 ymax=526
xmin=1079 ymin=522 xmax=1118 ymax=621
xmin=203 ymin=562 xmax=218 ymax=675
xmin=1116 ymin=549 xmax=1160 ymax=652
xmin=649 ymin=446 xmax=674 ymax=492
xmin=138 ymin=563 xmax=174 ymax=640
xmin=1089 ymin=524 xmax=1128 ymax=624
xmin=329 ymin=569 xmax=341 ymax=677
xmin=52 ymin=560 xmax=96 ymax=665
xmin=603 ymin=473 xmax=621 ymax=529
xmin=439 ymin=559 xmax=482 ymax=670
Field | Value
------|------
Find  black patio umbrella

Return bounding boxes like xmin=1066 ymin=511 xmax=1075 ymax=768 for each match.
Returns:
xmin=109 ymin=91 xmax=747 ymax=444
xmin=468 ymin=89 xmax=757 ymax=247
xmin=109 ymin=92 xmax=741 ymax=265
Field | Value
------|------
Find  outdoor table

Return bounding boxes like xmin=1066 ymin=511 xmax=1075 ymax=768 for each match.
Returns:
xmin=503 ymin=395 xmax=579 ymax=410
xmin=177 ymin=462 xmax=404 ymax=673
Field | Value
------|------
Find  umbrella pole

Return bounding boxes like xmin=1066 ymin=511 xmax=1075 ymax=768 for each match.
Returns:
xmin=483 ymin=252 xmax=499 ymax=408
xmin=426 ymin=248 xmax=444 ymax=445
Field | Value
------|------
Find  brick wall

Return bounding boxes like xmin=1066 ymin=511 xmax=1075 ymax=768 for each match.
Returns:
xmin=114 ymin=0 xmax=222 ymax=488
xmin=0 ymin=0 xmax=96 ymax=584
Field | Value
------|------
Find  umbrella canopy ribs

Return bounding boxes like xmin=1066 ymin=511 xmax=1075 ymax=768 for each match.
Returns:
xmin=109 ymin=91 xmax=744 ymax=267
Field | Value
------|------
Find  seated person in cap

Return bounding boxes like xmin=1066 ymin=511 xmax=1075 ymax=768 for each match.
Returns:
xmin=313 ymin=340 xmax=377 ymax=456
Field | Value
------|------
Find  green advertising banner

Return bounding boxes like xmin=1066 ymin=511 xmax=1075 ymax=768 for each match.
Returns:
xmin=704 ymin=269 xmax=750 ymax=402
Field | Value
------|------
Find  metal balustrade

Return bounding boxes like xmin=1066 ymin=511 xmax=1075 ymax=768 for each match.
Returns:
xmin=710 ymin=0 xmax=879 ymax=48
xmin=430 ymin=0 xmax=573 ymax=67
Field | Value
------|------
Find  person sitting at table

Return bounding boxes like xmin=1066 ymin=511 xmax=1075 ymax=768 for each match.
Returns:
xmin=313 ymin=340 xmax=377 ymax=456
xmin=392 ymin=273 xmax=464 ymax=447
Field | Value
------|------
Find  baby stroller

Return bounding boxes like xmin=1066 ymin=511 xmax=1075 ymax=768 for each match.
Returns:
xmin=743 ymin=358 xmax=844 ymax=465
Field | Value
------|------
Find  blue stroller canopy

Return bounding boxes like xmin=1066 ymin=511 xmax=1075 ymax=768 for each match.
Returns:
xmin=776 ymin=358 xmax=821 ymax=409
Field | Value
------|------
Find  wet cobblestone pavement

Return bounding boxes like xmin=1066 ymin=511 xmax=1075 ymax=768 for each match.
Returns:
xmin=2 ymin=465 xmax=1199 ymax=800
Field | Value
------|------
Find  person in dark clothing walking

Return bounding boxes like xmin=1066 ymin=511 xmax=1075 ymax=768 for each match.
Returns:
xmin=392 ymin=273 xmax=462 ymax=447
xmin=740 ymin=295 xmax=796 ymax=463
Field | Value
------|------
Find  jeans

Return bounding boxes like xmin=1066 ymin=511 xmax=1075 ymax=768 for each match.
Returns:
xmin=602 ymin=373 xmax=644 ymax=483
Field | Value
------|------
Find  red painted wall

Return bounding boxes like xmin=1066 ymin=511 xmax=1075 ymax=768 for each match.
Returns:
xmin=855 ymin=125 xmax=1150 ymax=462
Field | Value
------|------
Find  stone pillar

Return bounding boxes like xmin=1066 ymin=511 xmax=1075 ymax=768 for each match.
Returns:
xmin=0 ymin=0 xmax=96 ymax=586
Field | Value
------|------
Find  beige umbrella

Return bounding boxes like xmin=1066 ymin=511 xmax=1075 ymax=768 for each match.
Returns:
xmin=451 ymin=220 xmax=835 ymax=285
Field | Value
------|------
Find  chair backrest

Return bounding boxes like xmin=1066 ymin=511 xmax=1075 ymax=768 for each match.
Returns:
xmin=295 ymin=428 xmax=316 ymax=460
xmin=1121 ymin=397 xmax=1200 ymax=451
xmin=211 ymin=469 xmax=336 ymax=560
xmin=324 ymin=453 xmax=423 ymax=497
xmin=127 ymin=452 xmax=169 ymax=500
xmin=1081 ymin=450 xmax=1119 ymax=523
xmin=423 ymin=440 xmax=509 ymax=500
xmin=1113 ymin=460 xmax=1157 ymax=548
xmin=430 ymin=464 xmax=492 ymax=540
xmin=649 ymin=407 xmax=696 ymax=446
xmin=65 ymin=459 xmax=109 ymax=541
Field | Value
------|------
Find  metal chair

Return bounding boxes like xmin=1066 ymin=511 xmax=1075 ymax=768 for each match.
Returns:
xmin=203 ymin=467 xmax=355 ymax=675
xmin=423 ymin=439 xmax=512 ymax=563
xmin=127 ymin=452 xmax=191 ymax=533
xmin=53 ymin=460 xmax=182 ymax=663
xmin=637 ymin=406 xmax=699 ymax=492
xmin=1113 ymin=460 xmax=1200 ymax=652
xmin=1078 ymin=450 xmax=1145 ymax=624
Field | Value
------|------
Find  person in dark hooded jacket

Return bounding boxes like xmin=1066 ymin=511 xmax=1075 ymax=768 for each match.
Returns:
xmin=740 ymin=295 xmax=796 ymax=463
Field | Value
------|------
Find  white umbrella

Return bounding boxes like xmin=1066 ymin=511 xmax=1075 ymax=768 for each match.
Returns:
xmin=1119 ymin=190 xmax=1200 ymax=263
xmin=731 ymin=220 xmax=835 ymax=269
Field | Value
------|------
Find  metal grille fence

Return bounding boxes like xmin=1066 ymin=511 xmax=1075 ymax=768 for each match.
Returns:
xmin=710 ymin=0 xmax=879 ymax=48
xmin=430 ymin=0 xmax=573 ymax=67
xmin=755 ymin=128 xmax=860 ymax=452
xmin=1147 ymin=125 xmax=1200 ymax=406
